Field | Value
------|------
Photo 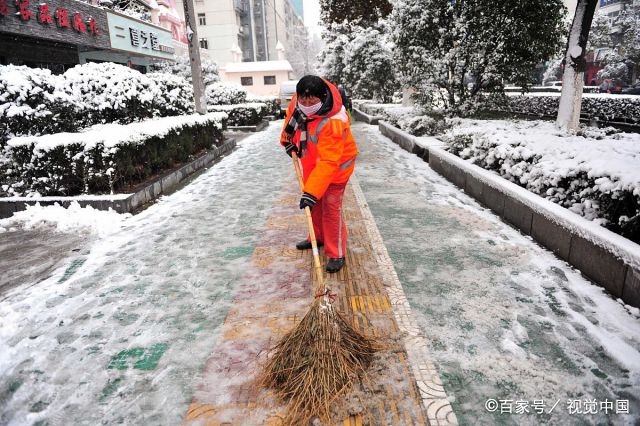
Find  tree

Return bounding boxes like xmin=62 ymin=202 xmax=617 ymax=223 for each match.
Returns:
xmin=389 ymin=0 xmax=566 ymax=114
xmin=319 ymin=0 xmax=391 ymax=27
xmin=342 ymin=24 xmax=398 ymax=102
xmin=317 ymin=23 xmax=353 ymax=86
xmin=589 ymin=1 xmax=640 ymax=84
xmin=557 ymin=0 xmax=598 ymax=132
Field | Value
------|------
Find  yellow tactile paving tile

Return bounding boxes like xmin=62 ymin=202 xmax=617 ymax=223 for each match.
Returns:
xmin=183 ymin=182 xmax=429 ymax=425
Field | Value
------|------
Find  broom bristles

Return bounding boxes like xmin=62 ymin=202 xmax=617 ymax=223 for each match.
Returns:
xmin=260 ymin=297 xmax=378 ymax=424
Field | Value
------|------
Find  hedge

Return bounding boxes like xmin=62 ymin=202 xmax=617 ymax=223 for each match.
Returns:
xmin=1 ymin=113 xmax=227 ymax=197
xmin=207 ymin=103 xmax=268 ymax=126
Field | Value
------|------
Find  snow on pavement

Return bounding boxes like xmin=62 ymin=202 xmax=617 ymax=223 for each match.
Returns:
xmin=0 ymin=123 xmax=291 ymax=425
xmin=352 ymin=122 xmax=640 ymax=424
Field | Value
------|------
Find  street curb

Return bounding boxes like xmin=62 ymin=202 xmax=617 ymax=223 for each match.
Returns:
xmin=228 ymin=119 xmax=269 ymax=132
xmin=370 ymin=119 xmax=640 ymax=309
xmin=351 ymin=174 xmax=458 ymax=425
xmin=0 ymin=138 xmax=236 ymax=218
xmin=353 ymin=107 xmax=383 ymax=125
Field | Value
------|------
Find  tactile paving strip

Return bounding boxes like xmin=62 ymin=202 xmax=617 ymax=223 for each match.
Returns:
xmin=182 ymin=173 xmax=457 ymax=425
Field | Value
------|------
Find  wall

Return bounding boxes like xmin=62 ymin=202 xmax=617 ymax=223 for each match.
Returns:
xmin=223 ymin=69 xmax=290 ymax=95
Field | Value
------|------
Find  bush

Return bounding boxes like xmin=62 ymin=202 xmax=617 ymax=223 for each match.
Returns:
xmin=483 ymin=94 xmax=640 ymax=124
xmin=442 ymin=131 xmax=640 ymax=243
xmin=147 ymin=73 xmax=194 ymax=116
xmin=1 ymin=113 xmax=227 ymax=196
xmin=59 ymin=62 xmax=159 ymax=127
xmin=205 ymin=82 xmax=247 ymax=105
xmin=0 ymin=65 xmax=78 ymax=143
xmin=207 ymin=103 xmax=268 ymax=126
xmin=246 ymin=94 xmax=279 ymax=116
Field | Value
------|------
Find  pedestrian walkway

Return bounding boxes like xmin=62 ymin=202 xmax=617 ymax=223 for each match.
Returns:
xmin=182 ymin=171 xmax=455 ymax=424
xmin=1 ymin=121 xmax=638 ymax=425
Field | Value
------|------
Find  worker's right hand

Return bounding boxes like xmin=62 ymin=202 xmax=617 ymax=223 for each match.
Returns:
xmin=284 ymin=142 xmax=299 ymax=158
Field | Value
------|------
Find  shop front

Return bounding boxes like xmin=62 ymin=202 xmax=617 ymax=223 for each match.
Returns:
xmin=0 ymin=0 xmax=174 ymax=73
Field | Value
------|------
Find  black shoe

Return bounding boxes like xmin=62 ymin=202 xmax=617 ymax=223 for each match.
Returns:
xmin=296 ymin=240 xmax=324 ymax=250
xmin=326 ymin=257 xmax=345 ymax=273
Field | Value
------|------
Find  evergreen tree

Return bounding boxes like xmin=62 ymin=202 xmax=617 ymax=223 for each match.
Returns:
xmin=317 ymin=23 xmax=353 ymax=86
xmin=389 ymin=0 xmax=566 ymax=114
xmin=319 ymin=0 xmax=391 ymax=27
xmin=343 ymin=24 xmax=398 ymax=102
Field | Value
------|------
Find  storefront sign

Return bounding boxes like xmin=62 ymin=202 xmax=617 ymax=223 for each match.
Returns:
xmin=0 ymin=0 xmax=110 ymax=49
xmin=106 ymin=12 xmax=174 ymax=60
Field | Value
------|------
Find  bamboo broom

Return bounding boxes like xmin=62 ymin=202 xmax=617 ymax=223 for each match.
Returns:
xmin=259 ymin=152 xmax=378 ymax=424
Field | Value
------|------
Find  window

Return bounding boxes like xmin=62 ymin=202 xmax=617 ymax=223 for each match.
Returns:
xmin=264 ymin=75 xmax=276 ymax=85
xmin=241 ymin=76 xmax=253 ymax=86
xmin=199 ymin=38 xmax=208 ymax=49
xmin=198 ymin=13 xmax=206 ymax=25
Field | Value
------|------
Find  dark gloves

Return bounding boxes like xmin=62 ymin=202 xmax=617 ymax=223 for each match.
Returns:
xmin=299 ymin=192 xmax=318 ymax=210
xmin=284 ymin=142 xmax=299 ymax=158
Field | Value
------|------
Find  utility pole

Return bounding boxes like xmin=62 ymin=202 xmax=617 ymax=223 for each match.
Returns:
xmin=183 ymin=0 xmax=207 ymax=114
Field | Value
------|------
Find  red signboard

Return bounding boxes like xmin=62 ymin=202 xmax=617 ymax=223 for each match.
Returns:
xmin=0 ymin=0 xmax=101 ymax=37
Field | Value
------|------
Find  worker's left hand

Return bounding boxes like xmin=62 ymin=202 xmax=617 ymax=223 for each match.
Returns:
xmin=299 ymin=192 xmax=317 ymax=210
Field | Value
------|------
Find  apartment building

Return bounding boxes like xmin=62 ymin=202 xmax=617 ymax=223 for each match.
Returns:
xmin=174 ymin=0 xmax=306 ymax=67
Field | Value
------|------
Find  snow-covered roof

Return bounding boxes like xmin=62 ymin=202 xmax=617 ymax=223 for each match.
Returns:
xmin=223 ymin=60 xmax=293 ymax=73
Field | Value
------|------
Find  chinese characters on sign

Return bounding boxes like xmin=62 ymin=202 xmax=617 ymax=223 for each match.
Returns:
xmin=485 ymin=399 xmax=630 ymax=416
xmin=0 ymin=0 xmax=100 ymax=36
xmin=129 ymin=26 xmax=162 ymax=51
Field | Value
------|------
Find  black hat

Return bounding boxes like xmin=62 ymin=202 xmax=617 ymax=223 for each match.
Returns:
xmin=296 ymin=75 xmax=328 ymax=101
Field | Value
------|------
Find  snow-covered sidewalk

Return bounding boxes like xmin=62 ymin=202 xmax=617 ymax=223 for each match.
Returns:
xmin=353 ymin=122 xmax=640 ymax=424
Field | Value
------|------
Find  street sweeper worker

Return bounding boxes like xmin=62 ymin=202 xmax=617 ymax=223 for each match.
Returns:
xmin=279 ymin=75 xmax=358 ymax=274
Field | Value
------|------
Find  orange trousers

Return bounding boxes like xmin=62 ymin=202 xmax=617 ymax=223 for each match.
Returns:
xmin=309 ymin=182 xmax=348 ymax=259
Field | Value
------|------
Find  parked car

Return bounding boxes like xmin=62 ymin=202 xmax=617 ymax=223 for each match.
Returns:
xmin=278 ymin=80 xmax=299 ymax=118
xmin=599 ymin=79 xmax=627 ymax=94
xmin=621 ymin=82 xmax=640 ymax=95
xmin=545 ymin=80 xmax=563 ymax=87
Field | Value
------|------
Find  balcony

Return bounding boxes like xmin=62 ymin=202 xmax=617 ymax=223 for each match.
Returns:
xmin=234 ymin=0 xmax=247 ymax=15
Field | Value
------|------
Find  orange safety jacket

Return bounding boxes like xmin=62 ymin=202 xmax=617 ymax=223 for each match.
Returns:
xmin=280 ymin=79 xmax=358 ymax=200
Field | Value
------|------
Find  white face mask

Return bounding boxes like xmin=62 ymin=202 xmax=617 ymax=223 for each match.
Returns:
xmin=298 ymin=101 xmax=322 ymax=116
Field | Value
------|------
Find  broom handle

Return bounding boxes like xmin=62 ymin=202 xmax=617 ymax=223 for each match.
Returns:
xmin=291 ymin=152 xmax=324 ymax=293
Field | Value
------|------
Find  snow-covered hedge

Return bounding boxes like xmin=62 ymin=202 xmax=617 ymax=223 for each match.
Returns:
xmin=0 ymin=66 xmax=78 ymax=141
xmin=207 ymin=103 xmax=268 ymax=126
xmin=1 ymin=113 xmax=227 ymax=197
xmin=443 ymin=119 xmax=640 ymax=243
xmin=486 ymin=93 xmax=640 ymax=124
xmin=360 ymin=103 xmax=451 ymax=136
xmin=246 ymin=94 xmax=279 ymax=117
xmin=147 ymin=73 xmax=194 ymax=116
xmin=0 ymin=64 xmax=198 ymax=143
xmin=61 ymin=62 xmax=159 ymax=127
xmin=205 ymin=81 xmax=247 ymax=105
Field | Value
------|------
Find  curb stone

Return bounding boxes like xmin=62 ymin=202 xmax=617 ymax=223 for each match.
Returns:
xmin=355 ymin=117 xmax=640 ymax=309
xmin=0 ymin=138 xmax=237 ymax=218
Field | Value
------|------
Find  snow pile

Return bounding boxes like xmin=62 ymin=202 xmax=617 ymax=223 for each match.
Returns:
xmin=443 ymin=119 xmax=640 ymax=243
xmin=1 ymin=113 xmax=227 ymax=196
xmin=0 ymin=201 xmax=130 ymax=236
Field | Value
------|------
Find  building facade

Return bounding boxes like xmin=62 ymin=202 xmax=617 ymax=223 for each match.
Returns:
xmin=0 ymin=0 xmax=175 ymax=72
xmin=174 ymin=0 xmax=307 ymax=71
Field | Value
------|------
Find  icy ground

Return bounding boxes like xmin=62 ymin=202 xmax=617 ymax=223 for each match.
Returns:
xmin=0 ymin=123 xmax=291 ymax=425
xmin=352 ymin=122 xmax=640 ymax=425
xmin=1 ymin=120 xmax=639 ymax=425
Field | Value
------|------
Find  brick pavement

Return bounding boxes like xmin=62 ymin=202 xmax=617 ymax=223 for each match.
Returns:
xmin=182 ymin=174 xmax=457 ymax=425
